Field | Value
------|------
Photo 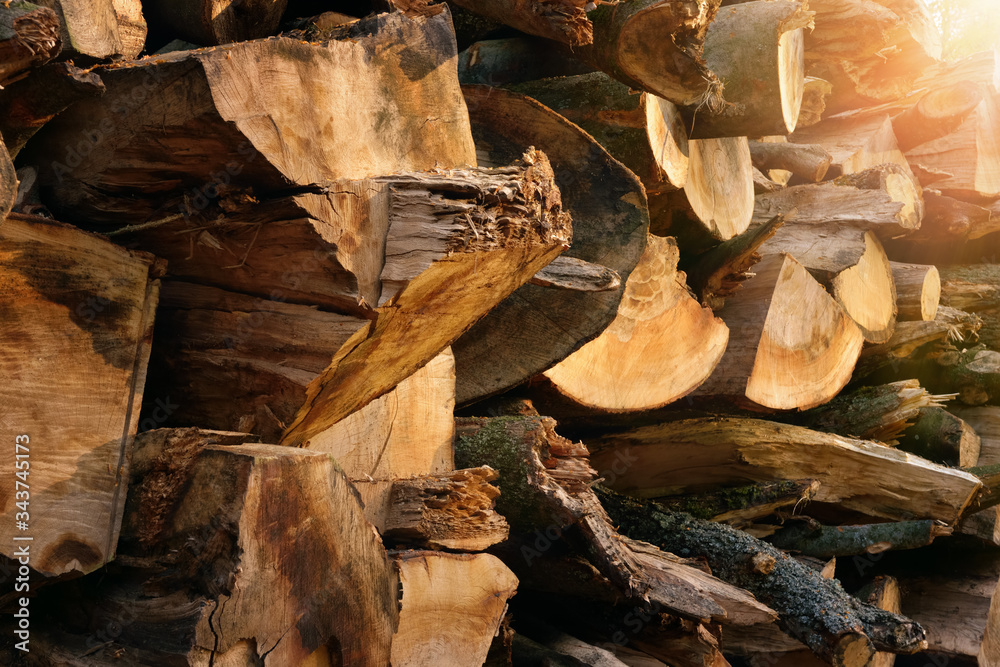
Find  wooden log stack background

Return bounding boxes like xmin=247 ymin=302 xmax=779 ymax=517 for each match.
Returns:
xmin=3 ymin=0 xmax=1000 ymax=665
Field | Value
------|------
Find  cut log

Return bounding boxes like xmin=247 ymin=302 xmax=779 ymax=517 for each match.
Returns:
xmin=905 ymin=93 xmax=1000 ymax=202
xmin=938 ymin=263 xmax=1000 ymax=353
xmin=755 ymin=136 xmax=793 ymax=187
xmin=448 ymin=0 xmax=590 ymax=46
xmin=758 ymin=223 xmax=897 ymax=343
xmin=768 ymin=519 xmax=951 ymax=559
xmin=652 ymin=479 xmax=820 ymax=525
xmin=598 ymin=487 xmax=929 ymax=667
xmin=391 ymin=551 xmax=518 ymax=667
xmin=748 ymin=141 xmax=832 ymax=183
xmin=792 ymin=114 xmax=913 ymax=179
xmin=921 ymin=345 xmax=1000 ymax=407
xmin=0 ymin=137 xmax=14 ymax=222
xmin=278 ymin=153 xmax=570 ymax=447
xmin=797 ymin=76 xmax=833 ymax=128
xmin=790 ymin=379 xmax=949 ymax=445
xmin=692 ymin=253 xmax=865 ymax=411
xmin=0 ymin=214 xmax=160 ymax=578
xmin=22 ymin=9 xmax=477 ymax=225
xmin=457 ymin=37 xmax=593 ymax=87
xmin=886 ymin=190 xmax=999 ymax=249
xmin=896 ymin=552 xmax=1000 ymax=665
xmin=952 ymin=406 xmax=1000 ymax=467
xmin=0 ymin=2 xmax=59 ymax=86
xmin=896 ymin=406 xmax=981 ymax=467
xmin=574 ymin=0 xmax=723 ymax=108
xmin=654 ymin=136 xmax=755 ymax=247
xmin=586 ymin=417 xmax=982 ymax=524
xmin=509 ymin=72 xmax=689 ymax=194
xmin=453 ymin=416 xmax=777 ymax=626
xmin=35 ymin=0 xmax=145 ymax=60
xmin=539 ymin=235 xmax=729 ymax=412
xmin=453 ymin=85 xmax=648 ymax=405
xmin=858 ymin=576 xmax=903 ymax=667
xmin=751 ymin=163 xmax=923 ymax=239
xmin=112 ymin=429 xmax=399 ymax=665
xmin=0 ymin=62 xmax=105 ymax=159
xmin=380 ymin=467 xmax=509 ymax=551
xmin=891 ymin=261 xmax=940 ymax=321
xmin=143 ymin=0 xmax=288 ymax=45
xmin=685 ymin=1 xmax=812 ymax=139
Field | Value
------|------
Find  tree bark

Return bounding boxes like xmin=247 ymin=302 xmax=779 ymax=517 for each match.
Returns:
xmin=0 ymin=214 xmax=160 ymax=579
xmin=768 ymin=519 xmax=951 ymax=559
xmin=0 ymin=2 xmax=59 ymax=86
xmin=448 ymin=0 xmax=590 ymax=46
xmin=891 ymin=261 xmax=940 ymax=321
xmin=457 ymin=37 xmax=593 ymax=87
xmin=897 ymin=406 xmax=981 ymax=467
xmin=652 ymin=479 xmax=819 ymax=525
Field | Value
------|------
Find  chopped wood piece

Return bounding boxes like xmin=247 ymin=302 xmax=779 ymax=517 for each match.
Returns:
xmin=748 ymin=141 xmax=832 ymax=183
xmin=391 ymin=551 xmax=518 ymax=666
xmin=279 ymin=151 xmax=571 ymax=447
xmin=37 ymin=0 xmax=145 ymax=60
xmin=892 ymin=190 xmax=999 ymax=248
xmin=905 ymin=94 xmax=1000 ymax=202
xmin=540 ymin=235 xmax=729 ymax=412
xmin=891 ymin=261 xmax=940 ymax=321
xmin=653 ymin=479 xmax=820 ymax=524
xmin=529 ymin=256 xmax=622 ymax=293
xmin=759 ymin=223 xmax=897 ymax=343
xmin=897 ymin=406 xmax=981 ymax=467
xmin=768 ymin=520 xmax=951 ymax=558
xmin=454 ymin=416 xmax=777 ymax=626
xmin=952 ymin=406 xmax=1000 ymax=467
xmin=586 ymin=418 xmax=982 ymax=524
xmin=888 ymin=82 xmax=983 ymax=153
xmin=792 ymin=114 xmax=914 ymax=180
xmin=457 ymin=37 xmax=593 ymax=87
xmin=144 ymin=0 xmax=287 ymax=45
xmin=598 ymin=487 xmax=929 ymax=666
xmin=797 ymin=76 xmax=833 ymax=128
xmin=686 ymin=1 xmax=812 ymax=139
xmin=0 ymin=214 xmax=160 ymax=578
xmin=575 ymin=0 xmax=722 ymax=107
xmin=0 ymin=2 xmax=59 ymax=86
xmin=857 ymin=576 xmax=903 ymax=667
xmin=22 ymin=10 xmax=476 ymax=224
xmin=509 ymin=72 xmax=689 ymax=194
xmin=454 ymin=85 xmax=648 ymax=405
xmin=790 ymin=379 xmax=950 ymax=445
xmin=684 ymin=214 xmax=785 ymax=310
xmin=449 ymin=0 xmax=590 ymax=46
xmin=939 ymin=263 xmax=1000 ymax=353
xmin=108 ymin=432 xmax=399 ymax=665
xmin=752 ymin=163 xmax=923 ymax=238
xmin=921 ymin=345 xmax=1000 ymax=407
xmin=655 ymin=136 xmax=755 ymax=247
xmin=0 ymin=137 xmax=13 ymax=221
xmin=381 ymin=467 xmax=509 ymax=551
xmin=519 ymin=624 xmax=632 ymax=667
xmin=692 ymin=253 xmax=864 ymax=411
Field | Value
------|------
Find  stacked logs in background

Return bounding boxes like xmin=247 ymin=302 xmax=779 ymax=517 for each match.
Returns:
xmin=2 ymin=0 xmax=1000 ymax=665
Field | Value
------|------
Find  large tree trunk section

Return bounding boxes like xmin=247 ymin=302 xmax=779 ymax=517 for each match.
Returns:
xmin=453 ymin=85 xmax=648 ymax=405
xmin=752 ymin=163 xmax=923 ymax=239
xmin=891 ymin=261 xmax=940 ymax=321
xmin=574 ymin=0 xmax=723 ymax=108
xmin=390 ymin=551 xmax=519 ymax=666
xmin=539 ymin=235 xmax=729 ymax=412
xmin=448 ymin=0 xmax=590 ymax=46
xmin=597 ymin=487 xmax=928 ymax=667
xmin=758 ymin=223 xmax=897 ymax=343
xmin=144 ymin=0 xmax=288 ymax=45
xmin=684 ymin=1 xmax=811 ymax=139
xmin=0 ymin=2 xmax=60 ymax=86
xmin=457 ymin=37 xmax=594 ymax=87
xmin=109 ymin=429 xmax=399 ymax=665
xmin=692 ymin=253 xmax=865 ymax=411
xmin=586 ymin=417 xmax=982 ymax=524
xmin=748 ymin=141 xmax=832 ymax=183
xmin=509 ymin=72 xmax=689 ymax=194
xmin=653 ymin=136 xmax=755 ymax=247
xmin=0 ymin=214 xmax=160 ymax=578
xmin=453 ymin=416 xmax=777 ymax=626
xmin=35 ymin=0 xmax=145 ymax=60
xmin=905 ymin=94 xmax=1000 ymax=202
xmin=279 ymin=155 xmax=571 ymax=447
xmin=21 ymin=9 xmax=477 ymax=225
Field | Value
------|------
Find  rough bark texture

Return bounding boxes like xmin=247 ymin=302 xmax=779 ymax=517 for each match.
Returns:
xmin=0 ymin=2 xmax=60 ymax=86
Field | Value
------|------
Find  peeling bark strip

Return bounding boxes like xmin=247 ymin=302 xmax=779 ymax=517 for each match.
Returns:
xmin=597 ymin=488 xmax=928 ymax=667
xmin=280 ymin=151 xmax=571 ymax=447
xmin=0 ymin=214 xmax=160 ymax=579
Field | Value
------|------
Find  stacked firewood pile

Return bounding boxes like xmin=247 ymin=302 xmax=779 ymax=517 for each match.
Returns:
xmin=3 ymin=0 xmax=1000 ymax=665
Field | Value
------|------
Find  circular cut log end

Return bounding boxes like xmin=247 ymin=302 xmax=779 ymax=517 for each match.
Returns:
xmin=685 ymin=136 xmax=755 ymax=241
xmin=917 ymin=81 xmax=983 ymax=123
xmin=921 ymin=266 xmax=942 ymax=321
xmin=646 ymin=95 xmax=689 ymax=190
xmin=832 ymin=633 xmax=875 ymax=667
xmin=831 ymin=231 xmax=897 ymax=344
xmin=778 ymin=27 xmax=805 ymax=135
xmin=543 ymin=236 xmax=729 ymax=411
xmin=747 ymin=255 xmax=865 ymax=410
